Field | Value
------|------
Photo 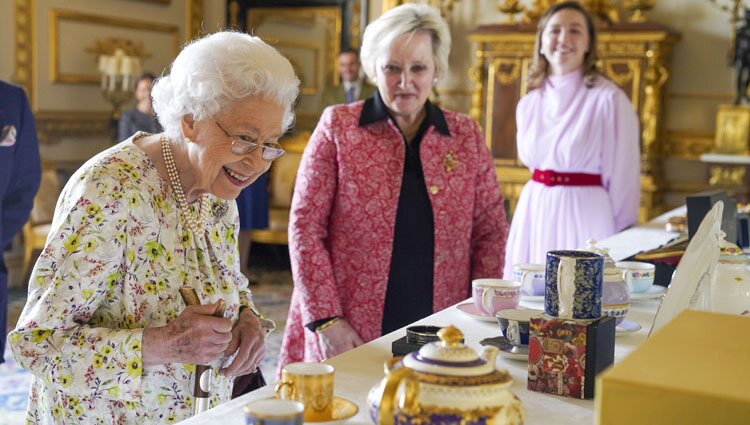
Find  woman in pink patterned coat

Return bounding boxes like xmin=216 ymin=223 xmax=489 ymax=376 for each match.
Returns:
xmin=278 ymin=4 xmax=508 ymax=368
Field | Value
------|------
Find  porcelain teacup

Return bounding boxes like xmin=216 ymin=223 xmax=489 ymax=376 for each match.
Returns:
xmin=472 ymin=279 xmax=521 ymax=316
xmin=512 ymin=263 xmax=546 ymax=296
xmin=495 ymin=308 xmax=542 ymax=348
xmin=244 ymin=399 xmax=304 ymax=425
xmin=275 ymin=362 xmax=334 ymax=422
xmin=616 ymin=261 xmax=655 ymax=293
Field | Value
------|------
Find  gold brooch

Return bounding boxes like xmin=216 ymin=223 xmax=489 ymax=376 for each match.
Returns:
xmin=443 ymin=151 xmax=458 ymax=172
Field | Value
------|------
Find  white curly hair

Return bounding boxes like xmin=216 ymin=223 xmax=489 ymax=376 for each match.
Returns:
xmin=152 ymin=31 xmax=300 ymax=140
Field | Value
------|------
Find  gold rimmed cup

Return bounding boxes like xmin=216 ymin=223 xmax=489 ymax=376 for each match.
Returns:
xmin=275 ymin=362 xmax=335 ymax=422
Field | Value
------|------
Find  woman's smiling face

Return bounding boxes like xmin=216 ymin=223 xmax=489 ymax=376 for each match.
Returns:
xmin=184 ymin=96 xmax=284 ymax=201
xmin=540 ymin=8 xmax=590 ymax=76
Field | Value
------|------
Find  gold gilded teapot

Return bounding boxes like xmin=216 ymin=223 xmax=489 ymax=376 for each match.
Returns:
xmin=366 ymin=326 xmax=524 ymax=425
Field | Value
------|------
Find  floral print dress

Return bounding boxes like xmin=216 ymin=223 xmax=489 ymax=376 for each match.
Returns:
xmin=9 ymin=135 xmax=253 ymax=424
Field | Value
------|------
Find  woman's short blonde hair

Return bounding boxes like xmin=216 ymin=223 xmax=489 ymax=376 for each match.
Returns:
xmin=360 ymin=3 xmax=451 ymax=83
xmin=152 ymin=31 xmax=300 ymax=140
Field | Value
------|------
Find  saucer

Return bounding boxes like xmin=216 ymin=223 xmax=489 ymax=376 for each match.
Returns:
xmin=495 ymin=337 xmax=529 ymax=361
xmin=615 ymin=319 xmax=642 ymax=334
xmin=456 ymin=302 xmax=496 ymax=322
xmin=479 ymin=336 xmax=528 ymax=361
xmin=521 ymin=294 xmax=544 ymax=302
xmin=304 ymin=396 xmax=359 ymax=425
xmin=630 ymin=285 xmax=666 ymax=301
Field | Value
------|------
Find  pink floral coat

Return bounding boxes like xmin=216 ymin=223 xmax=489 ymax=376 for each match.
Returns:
xmin=278 ymin=101 xmax=508 ymax=367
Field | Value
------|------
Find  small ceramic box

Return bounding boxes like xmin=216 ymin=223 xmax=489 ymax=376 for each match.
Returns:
xmin=596 ymin=310 xmax=750 ymax=425
xmin=527 ymin=315 xmax=615 ymax=399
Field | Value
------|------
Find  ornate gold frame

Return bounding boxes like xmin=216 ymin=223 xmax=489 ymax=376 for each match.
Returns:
xmin=248 ymin=7 xmax=341 ymax=88
xmin=49 ymin=9 xmax=179 ymax=85
xmin=274 ymin=39 xmax=322 ymax=96
xmin=13 ymin=0 xmax=202 ymax=143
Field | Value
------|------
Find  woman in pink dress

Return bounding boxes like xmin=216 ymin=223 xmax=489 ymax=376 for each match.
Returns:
xmin=503 ymin=1 xmax=640 ymax=278
xmin=279 ymin=4 xmax=507 ymax=368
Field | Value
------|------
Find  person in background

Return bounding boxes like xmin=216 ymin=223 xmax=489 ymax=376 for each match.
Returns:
xmin=117 ymin=72 xmax=163 ymax=142
xmin=319 ymin=49 xmax=377 ymax=108
xmin=279 ymin=4 xmax=508 ymax=368
xmin=0 ymin=80 xmax=41 ymax=363
xmin=503 ymin=1 xmax=640 ymax=278
xmin=9 ymin=31 xmax=298 ymax=423
xmin=235 ymin=174 xmax=269 ymax=285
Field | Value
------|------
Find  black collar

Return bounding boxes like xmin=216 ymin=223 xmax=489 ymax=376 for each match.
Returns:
xmin=359 ymin=90 xmax=451 ymax=137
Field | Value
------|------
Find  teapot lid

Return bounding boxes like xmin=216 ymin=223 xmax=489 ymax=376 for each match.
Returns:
xmin=718 ymin=231 xmax=750 ymax=263
xmin=402 ymin=326 xmax=495 ymax=376
xmin=586 ymin=239 xmax=618 ymax=273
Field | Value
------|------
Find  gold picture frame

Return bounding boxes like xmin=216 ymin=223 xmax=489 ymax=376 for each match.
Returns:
xmin=49 ymin=9 xmax=179 ymax=85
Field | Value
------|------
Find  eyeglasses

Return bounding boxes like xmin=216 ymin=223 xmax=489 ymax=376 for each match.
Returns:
xmin=215 ymin=121 xmax=285 ymax=161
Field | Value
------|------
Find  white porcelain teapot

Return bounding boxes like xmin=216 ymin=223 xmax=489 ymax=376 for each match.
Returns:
xmin=366 ymin=326 xmax=523 ymax=425
xmin=710 ymin=232 xmax=750 ymax=316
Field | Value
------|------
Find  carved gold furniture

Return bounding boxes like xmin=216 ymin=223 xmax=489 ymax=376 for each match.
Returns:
xmin=469 ymin=22 xmax=680 ymax=222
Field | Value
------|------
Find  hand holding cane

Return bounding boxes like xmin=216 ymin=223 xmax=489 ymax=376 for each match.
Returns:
xmin=178 ymin=287 xmax=226 ymax=416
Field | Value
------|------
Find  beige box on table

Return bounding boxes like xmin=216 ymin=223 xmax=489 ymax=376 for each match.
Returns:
xmin=595 ymin=310 xmax=750 ymax=425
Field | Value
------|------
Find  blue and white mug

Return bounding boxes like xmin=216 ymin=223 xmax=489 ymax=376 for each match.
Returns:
xmin=545 ymin=250 xmax=604 ymax=320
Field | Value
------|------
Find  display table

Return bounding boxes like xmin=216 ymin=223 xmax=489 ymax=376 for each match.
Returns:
xmin=182 ymin=212 xmax=682 ymax=425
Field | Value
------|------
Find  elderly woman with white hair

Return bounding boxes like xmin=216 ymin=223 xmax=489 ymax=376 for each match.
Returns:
xmin=9 ymin=31 xmax=298 ymax=423
xmin=279 ymin=4 xmax=508 ymax=367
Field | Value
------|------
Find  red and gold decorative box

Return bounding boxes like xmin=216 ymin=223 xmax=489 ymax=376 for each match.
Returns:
xmin=528 ymin=315 xmax=615 ymax=399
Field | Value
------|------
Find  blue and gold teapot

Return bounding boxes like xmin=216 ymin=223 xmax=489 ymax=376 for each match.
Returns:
xmin=367 ymin=326 xmax=524 ymax=425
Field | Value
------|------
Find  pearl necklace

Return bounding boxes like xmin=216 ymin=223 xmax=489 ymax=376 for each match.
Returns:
xmin=160 ymin=136 xmax=210 ymax=236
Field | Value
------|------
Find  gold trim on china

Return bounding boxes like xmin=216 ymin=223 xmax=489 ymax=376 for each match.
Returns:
xmin=186 ymin=0 xmax=204 ymax=42
xmin=34 ymin=111 xmax=110 ymax=144
xmin=394 ymin=398 xmax=524 ymax=425
xmin=49 ymin=9 xmax=179 ymax=85
xmin=411 ymin=370 xmax=512 ymax=387
xmin=248 ymin=7 xmax=341 ymax=88
xmin=13 ymin=0 xmax=35 ymax=108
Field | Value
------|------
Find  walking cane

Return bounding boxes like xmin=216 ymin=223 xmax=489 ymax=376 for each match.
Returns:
xmin=178 ymin=286 xmax=226 ymax=416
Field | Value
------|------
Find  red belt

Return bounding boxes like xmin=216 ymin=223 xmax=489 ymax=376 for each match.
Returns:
xmin=532 ymin=169 xmax=602 ymax=187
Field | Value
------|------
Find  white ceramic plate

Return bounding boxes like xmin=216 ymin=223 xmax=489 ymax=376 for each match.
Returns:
xmin=455 ymin=302 xmax=496 ymax=322
xmin=629 ymin=285 xmax=667 ymax=301
xmin=615 ymin=319 xmax=642 ymax=334
xmin=304 ymin=396 xmax=359 ymax=425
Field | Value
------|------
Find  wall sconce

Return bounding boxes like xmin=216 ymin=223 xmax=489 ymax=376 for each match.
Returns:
xmin=98 ymin=48 xmax=142 ymax=122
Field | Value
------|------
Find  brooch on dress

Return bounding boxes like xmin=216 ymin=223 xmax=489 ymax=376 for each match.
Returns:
xmin=443 ymin=151 xmax=458 ymax=172
xmin=212 ymin=201 xmax=228 ymax=219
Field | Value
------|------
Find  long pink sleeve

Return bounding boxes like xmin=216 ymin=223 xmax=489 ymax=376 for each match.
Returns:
xmin=602 ymin=89 xmax=640 ymax=231
xmin=288 ymin=107 xmax=343 ymax=327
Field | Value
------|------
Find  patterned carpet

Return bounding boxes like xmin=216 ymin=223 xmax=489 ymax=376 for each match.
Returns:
xmin=0 ymin=263 xmax=293 ymax=425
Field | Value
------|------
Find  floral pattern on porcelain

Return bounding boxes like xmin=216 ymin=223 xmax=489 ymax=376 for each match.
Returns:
xmin=545 ymin=250 xmax=604 ymax=320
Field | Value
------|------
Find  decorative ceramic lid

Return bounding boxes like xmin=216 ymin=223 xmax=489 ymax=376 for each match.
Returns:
xmin=402 ymin=326 xmax=495 ymax=377
xmin=718 ymin=231 xmax=750 ymax=263
xmin=586 ymin=239 xmax=620 ymax=279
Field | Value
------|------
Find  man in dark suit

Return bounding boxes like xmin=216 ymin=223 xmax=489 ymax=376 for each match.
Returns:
xmin=320 ymin=49 xmax=377 ymax=108
xmin=0 ymin=80 xmax=41 ymax=363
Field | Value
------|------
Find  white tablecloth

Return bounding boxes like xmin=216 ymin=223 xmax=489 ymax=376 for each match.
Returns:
xmin=182 ymin=209 xmax=682 ymax=425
